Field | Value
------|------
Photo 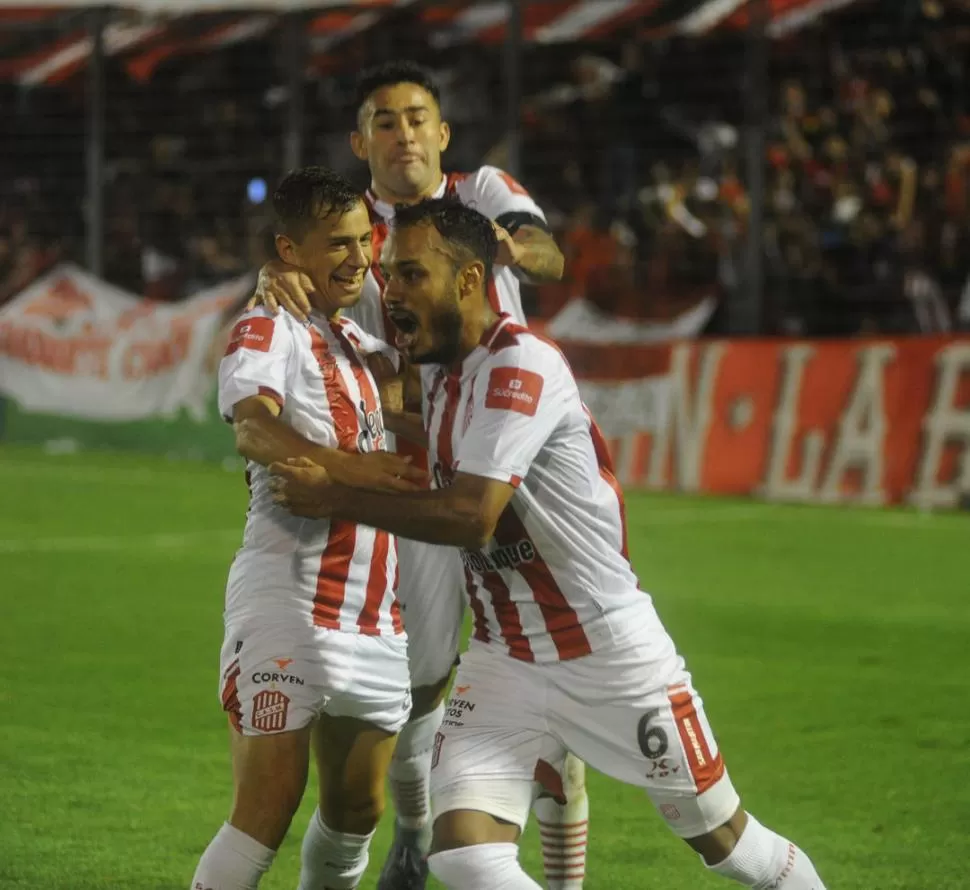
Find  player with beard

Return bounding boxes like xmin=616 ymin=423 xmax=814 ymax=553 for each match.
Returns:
xmin=269 ymin=198 xmax=829 ymax=890
xmin=252 ymin=61 xmax=587 ymax=890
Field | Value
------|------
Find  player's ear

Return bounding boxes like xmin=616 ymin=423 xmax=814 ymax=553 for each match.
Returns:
xmin=458 ymin=260 xmax=484 ymax=299
xmin=350 ymin=129 xmax=368 ymax=161
xmin=438 ymin=120 xmax=451 ymax=152
xmin=275 ymin=233 xmax=300 ymax=266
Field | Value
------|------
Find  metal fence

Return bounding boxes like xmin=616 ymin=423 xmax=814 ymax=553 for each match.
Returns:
xmin=2 ymin=0 xmax=970 ymax=336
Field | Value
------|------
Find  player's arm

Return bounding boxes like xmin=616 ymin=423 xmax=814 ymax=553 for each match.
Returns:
xmin=495 ymin=213 xmax=565 ymax=283
xmin=470 ymin=166 xmax=564 ymax=283
xmin=272 ymin=341 xmax=570 ymax=544
xmin=271 ymin=462 xmax=512 ymax=550
xmin=231 ymin=396 xmax=424 ymax=493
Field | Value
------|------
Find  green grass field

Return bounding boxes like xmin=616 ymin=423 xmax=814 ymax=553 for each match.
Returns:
xmin=1 ymin=444 xmax=968 ymax=890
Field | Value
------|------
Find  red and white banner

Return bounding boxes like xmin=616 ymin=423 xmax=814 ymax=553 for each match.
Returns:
xmin=0 ymin=264 xmax=251 ymax=421
xmin=560 ymin=336 xmax=970 ymax=510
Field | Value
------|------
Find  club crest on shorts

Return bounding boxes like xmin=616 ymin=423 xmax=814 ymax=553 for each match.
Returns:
xmin=252 ymin=689 xmax=289 ymax=732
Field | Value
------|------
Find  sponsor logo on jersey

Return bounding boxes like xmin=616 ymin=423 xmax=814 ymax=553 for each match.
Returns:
xmin=461 ymin=539 xmax=536 ymax=574
xmin=225 ymin=316 xmax=274 ymax=355
xmin=484 ymin=367 xmax=543 ymax=417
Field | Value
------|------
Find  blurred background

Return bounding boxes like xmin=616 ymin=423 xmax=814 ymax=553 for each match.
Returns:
xmin=1 ymin=0 xmax=969 ymax=505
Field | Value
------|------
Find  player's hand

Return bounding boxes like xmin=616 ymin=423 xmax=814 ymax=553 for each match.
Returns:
xmin=492 ymin=222 xmax=525 ymax=268
xmin=245 ymin=260 xmax=314 ymax=323
xmin=269 ymin=457 xmax=334 ymax=518
xmin=329 ymin=450 xmax=427 ymax=493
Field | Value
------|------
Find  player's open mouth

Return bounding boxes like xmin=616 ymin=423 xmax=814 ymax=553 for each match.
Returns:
xmin=388 ymin=308 xmax=420 ymax=349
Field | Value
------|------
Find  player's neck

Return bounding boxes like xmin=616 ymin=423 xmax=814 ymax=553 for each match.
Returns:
xmin=369 ymin=173 xmax=445 ymax=208
xmin=455 ymin=306 xmax=499 ymax=365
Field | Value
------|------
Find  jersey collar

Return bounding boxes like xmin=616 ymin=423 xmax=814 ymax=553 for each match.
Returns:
xmin=364 ymin=176 xmax=448 ymax=222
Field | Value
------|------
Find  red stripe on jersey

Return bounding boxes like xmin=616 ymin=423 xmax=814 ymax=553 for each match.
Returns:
xmin=481 ymin=566 xmax=533 ymax=660
xmin=331 ymin=321 xmax=383 ymax=452
xmin=435 ymin=373 xmax=461 ymax=485
xmin=357 ymin=528 xmax=391 ymax=635
xmin=309 ymin=328 xmax=357 ymax=451
xmin=220 ymin=660 xmax=243 ymax=734
xmin=390 ymin=558 xmax=404 ymax=633
xmin=314 ymin=520 xmax=357 ymax=629
xmin=494 ymin=505 xmax=592 ymax=660
xmin=668 ymin=686 xmax=725 ymax=794
xmin=445 ymin=172 xmax=471 ymax=194
xmin=463 ymin=564 xmax=491 ymax=643
xmin=586 ymin=409 xmax=631 ymax=562
xmin=310 ymin=326 xmax=361 ymax=628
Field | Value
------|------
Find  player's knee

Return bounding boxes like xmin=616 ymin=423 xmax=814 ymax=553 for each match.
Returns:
xmin=685 ymin=806 xmax=747 ymax=865
xmin=320 ymin=784 xmax=385 ymax=836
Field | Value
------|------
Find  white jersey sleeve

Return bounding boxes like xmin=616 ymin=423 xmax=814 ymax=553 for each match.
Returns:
xmin=460 ymin=165 xmax=547 ymax=225
xmin=218 ymin=308 xmax=295 ymax=421
xmin=454 ymin=339 xmax=572 ymax=487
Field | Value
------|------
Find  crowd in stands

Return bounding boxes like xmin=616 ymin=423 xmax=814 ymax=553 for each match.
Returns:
xmin=2 ymin=0 xmax=969 ymax=336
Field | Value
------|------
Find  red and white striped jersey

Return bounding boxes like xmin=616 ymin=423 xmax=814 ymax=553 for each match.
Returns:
xmin=425 ymin=314 xmax=666 ymax=664
xmin=217 ymin=307 xmax=403 ymax=636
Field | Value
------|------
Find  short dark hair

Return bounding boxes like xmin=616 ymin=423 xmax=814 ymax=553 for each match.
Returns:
xmin=394 ymin=197 xmax=497 ymax=281
xmin=354 ymin=60 xmax=441 ymax=117
xmin=273 ymin=166 xmax=362 ymax=242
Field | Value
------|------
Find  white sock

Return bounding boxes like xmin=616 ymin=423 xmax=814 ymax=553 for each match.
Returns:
xmin=709 ymin=814 xmax=826 ymax=889
xmin=297 ymin=809 xmax=374 ymax=890
xmin=190 ymin=822 xmax=275 ymax=890
xmin=429 ymin=843 xmax=542 ymax=890
xmin=532 ymin=764 xmax=588 ymax=890
xmin=387 ymin=701 xmax=443 ymax=854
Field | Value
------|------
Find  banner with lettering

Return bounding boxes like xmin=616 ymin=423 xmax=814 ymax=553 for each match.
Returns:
xmin=567 ymin=337 xmax=970 ymax=510
xmin=0 ymin=264 xmax=252 ymax=422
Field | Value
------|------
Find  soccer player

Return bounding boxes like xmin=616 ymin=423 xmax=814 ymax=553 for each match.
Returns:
xmin=254 ymin=61 xmax=588 ymax=890
xmin=269 ymin=198 xmax=829 ymax=890
xmin=191 ymin=167 xmax=425 ymax=890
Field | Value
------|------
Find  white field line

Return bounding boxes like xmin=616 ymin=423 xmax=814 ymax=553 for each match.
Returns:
xmin=0 ymin=529 xmax=240 ymax=554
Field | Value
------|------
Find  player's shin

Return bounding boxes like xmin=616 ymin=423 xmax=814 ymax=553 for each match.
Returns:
xmin=190 ymin=822 xmax=275 ymax=890
xmin=297 ymin=808 xmax=375 ymax=890
xmin=428 ymin=843 xmax=542 ymax=890
xmin=706 ymin=814 xmax=826 ymax=890
xmin=386 ymin=699 xmax=444 ymax=854
xmin=532 ymin=754 xmax=588 ymax=890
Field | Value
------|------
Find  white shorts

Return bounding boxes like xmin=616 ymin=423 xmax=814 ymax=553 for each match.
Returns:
xmin=430 ymin=641 xmax=740 ymax=839
xmin=218 ymin=621 xmax=412 ymax=736
xmin=397 ymin=539 xmax=464 ymax=689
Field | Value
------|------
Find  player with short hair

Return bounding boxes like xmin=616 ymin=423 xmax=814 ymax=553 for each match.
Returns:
xmin=190 ymin=167 xmax=426 ymax=890
xmin=254 ymin=60 xmax=588 ymax=890
xmin=269 ymin=198 xmax=829 ymax=890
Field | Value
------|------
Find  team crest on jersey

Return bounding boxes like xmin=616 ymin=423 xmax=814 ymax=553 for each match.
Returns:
xmin=484 ymin=367 xmax=543 ymax=417
xmin=225 ymin=316 xmax=274 ymax=355
xmin=252 ymin=689 xmax=289 ymax=732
